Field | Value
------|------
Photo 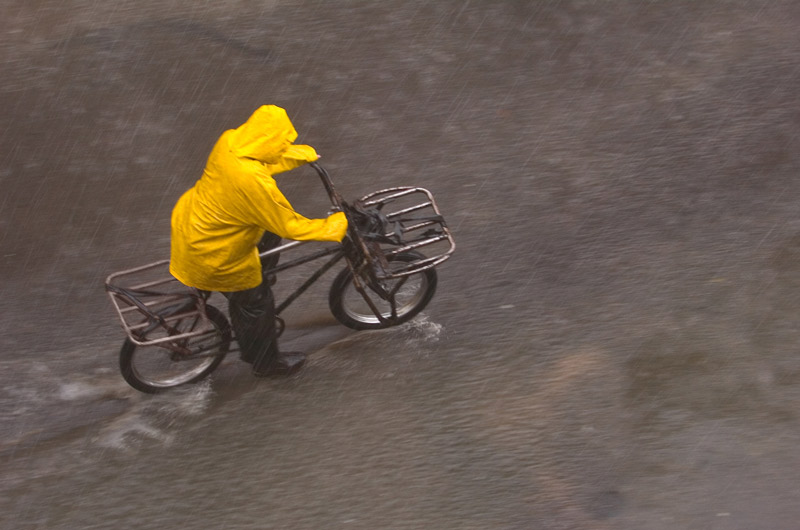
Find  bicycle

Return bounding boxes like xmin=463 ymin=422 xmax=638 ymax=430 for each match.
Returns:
xmin=105 ymin=163 xmax=455 ymax=393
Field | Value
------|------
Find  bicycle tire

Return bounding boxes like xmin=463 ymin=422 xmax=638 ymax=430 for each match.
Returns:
xmin=329 ymin=251 xmax=437 ymax=330
xmin=119 ymin=304 xmax=231 ymax=394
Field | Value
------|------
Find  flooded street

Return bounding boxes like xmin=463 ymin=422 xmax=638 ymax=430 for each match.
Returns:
xmin=2 ymin=1 xmax=800 ymax=528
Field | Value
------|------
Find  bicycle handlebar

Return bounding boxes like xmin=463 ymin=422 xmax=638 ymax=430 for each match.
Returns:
xmin=309 ymin=162 xmax=344 ymax=211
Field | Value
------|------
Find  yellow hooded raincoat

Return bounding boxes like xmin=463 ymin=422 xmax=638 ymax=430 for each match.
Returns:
xmin=170 ymin=105 xmax=348 ymax=292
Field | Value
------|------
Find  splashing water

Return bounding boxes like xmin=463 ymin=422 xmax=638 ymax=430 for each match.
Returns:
xmin=400 ymin=314 xmax=444 ymax=344
xmin=94 ymin=380 xmax=214 ymax=450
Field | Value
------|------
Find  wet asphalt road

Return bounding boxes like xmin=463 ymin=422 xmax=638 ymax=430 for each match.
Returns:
xmin=2 ymin=1 xmax=800 ymax=528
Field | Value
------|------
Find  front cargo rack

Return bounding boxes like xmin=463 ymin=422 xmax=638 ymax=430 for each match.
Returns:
xmin=352 ymin=186 xmax=455 ymax=280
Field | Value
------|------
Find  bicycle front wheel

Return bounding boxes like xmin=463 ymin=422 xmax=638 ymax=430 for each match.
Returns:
xmin=119 ymin=305 xmax=231 ymax=394
xmin=329 ymin=251 xmax=438 ymax=330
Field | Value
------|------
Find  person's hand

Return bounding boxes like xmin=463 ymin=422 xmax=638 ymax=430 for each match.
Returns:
xmin=327 ymin=211 xmax=348 ymax=242
xmin=282 ymin=144 xmax=319 ymax=163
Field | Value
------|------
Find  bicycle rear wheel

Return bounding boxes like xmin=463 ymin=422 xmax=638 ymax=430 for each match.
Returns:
xmin=119 ymin=305 xmax=231 ymax=394
xmin=329 ymin=251 xmax=437 ymax=330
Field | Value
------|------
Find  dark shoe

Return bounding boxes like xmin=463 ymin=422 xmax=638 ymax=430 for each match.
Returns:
xmin=253 ymin=351 xmax=306 ymax=377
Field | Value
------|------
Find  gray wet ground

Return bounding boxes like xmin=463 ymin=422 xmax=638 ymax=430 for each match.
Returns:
xmin=2 ymin=1 xmax=800 ymax=528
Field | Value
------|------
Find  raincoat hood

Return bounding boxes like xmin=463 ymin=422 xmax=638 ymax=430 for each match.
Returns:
xmin=229 ymin=105 xmax=299 ymax=163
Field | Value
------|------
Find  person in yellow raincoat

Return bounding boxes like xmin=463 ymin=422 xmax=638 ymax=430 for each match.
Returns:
xmin=170 ymin=105 xmax=348 ymax=376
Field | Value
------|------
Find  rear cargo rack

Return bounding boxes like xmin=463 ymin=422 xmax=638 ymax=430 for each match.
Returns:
xmin=105 ymin=260 xmax=213 ymax=347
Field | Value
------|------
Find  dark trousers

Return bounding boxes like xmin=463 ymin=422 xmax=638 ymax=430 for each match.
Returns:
xmin=223 ymin=232 xmax=282 ymax=372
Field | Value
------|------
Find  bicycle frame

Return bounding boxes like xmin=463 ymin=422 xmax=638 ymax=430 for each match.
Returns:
xmin=261 ymin=239 xmax=345 ymax=315
xmin=260 ymin=239 xmax=391 ymax=328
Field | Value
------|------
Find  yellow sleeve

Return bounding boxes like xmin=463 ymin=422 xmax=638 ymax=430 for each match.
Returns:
xmin=262 ymin=144 xmax=319 ymax=175
xmin=241 ymin=168 xmax=347 ymax=242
